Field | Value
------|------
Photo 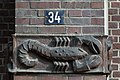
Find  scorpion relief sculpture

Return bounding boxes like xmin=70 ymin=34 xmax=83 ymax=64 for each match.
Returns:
xmin=13 ymin=36 xmax=105 ymax=73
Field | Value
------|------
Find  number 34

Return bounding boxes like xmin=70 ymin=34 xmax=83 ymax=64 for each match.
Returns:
xmin=48 ymin=11 xmax=61 ymax=23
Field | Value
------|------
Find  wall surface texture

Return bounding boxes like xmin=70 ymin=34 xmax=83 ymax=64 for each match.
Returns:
xmin=0 ymin=0 xmax=120 ymax=80
xmin=108 ymin=0 xmax=120 ymax=80
xmin=0 ymin=0 xmax=15 ymax=80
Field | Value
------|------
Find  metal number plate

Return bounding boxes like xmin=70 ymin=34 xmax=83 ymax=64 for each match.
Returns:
xmin=45 ymin=10 xmax=64 ymax=25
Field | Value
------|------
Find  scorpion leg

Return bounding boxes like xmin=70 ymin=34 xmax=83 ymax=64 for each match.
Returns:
xmin=66 ymin=37 xmax=70 ymax=47
xmin=54 ymin=37 xmax=59 ymax=47
xmin=62 ymin=37 xmax=67 ymax=47
xmin=64 ymin=62 xmax=69 ymax=71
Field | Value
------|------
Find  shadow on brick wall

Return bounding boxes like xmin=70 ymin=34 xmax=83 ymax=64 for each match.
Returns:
xmin=0 ymin=0 xmax=15 ymax=80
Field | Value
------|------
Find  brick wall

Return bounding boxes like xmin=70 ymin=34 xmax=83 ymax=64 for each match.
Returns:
xmin=15 ymin=0 xmax=104 ymax=35
xmin=0 ymin=0 xmax=120 ymax=80
xmin=108 ymin=0 xmax=120 ymax=80
xmin=0 ymin=0 xmax=15 ymax=80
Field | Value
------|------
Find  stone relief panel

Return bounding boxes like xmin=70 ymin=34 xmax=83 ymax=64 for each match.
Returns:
xmin=8 ymin=34 xmax=112 ymax=74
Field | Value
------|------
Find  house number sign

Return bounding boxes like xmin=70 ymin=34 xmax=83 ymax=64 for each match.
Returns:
xmin=45 ymin=10 xmax=64 ymax=25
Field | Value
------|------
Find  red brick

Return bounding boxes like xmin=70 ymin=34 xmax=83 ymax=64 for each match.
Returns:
xmin=108 ymin=9 xmax=118 ymax=15
xmin=109 ymin=22 xmax=118 ymax=28
xmin=68 ymin=10 xmax=81 ymax=17
xmin=112 ymin=58 xmax=120 ymax=63
xmin=112 ymin=30 xmax=120 ymax=35
xmin=14 ymin=75 xmax=36 ymax=80
xmin=111 ymin=2 xmax=120 ymax=8
xmin=16 ymin=18 xmax=29 ymax=25
xmin=113 ymin=36 xmax=118 ymax=42
xmin=30 ymin=18 xmax=44 ymax=25
xmin=113 ymin=71 xmax=120 ymax=77
xmin=84 ymin=75 xmax=106 ymax=80
xmin=111 ymin=64 xmax=118 ymax=70
xmin=91 ymin=18 xmax=104 ymax=25
xmin=82 ymin=27 xmax=104 ymax=35
xmin=31 ymin=2 xmax=60 ymax=9
xmin=66 ymin=27 xmax=81 ymax=34
xmin=90 ymin=2 xmax=104 ymax=9
xmin=16 ymin=2 xmax=29 ymax=8
xmin=39 ymin=75 xmax=68 ymax=80
xmin=69 ymin=76 xmax=83 ymax=80
xmin=113 ymin=44 xmax=120 ymax=49
xmin=113 ymin=50 xmax=118 ymax=56
xmin=61 ymin=2 xmax=90 ymax=9
xmin=38 ymin=27 xmax=65 ymax=34
xmin=112 ymin=16 xmax=120 ymax=21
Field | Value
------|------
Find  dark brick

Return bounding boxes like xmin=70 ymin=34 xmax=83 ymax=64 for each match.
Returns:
xmin=0 ymin=24 xmax=8 ymax=30
xmin=113 ymin=57 xmax=120 ymax=63
xmin=30 ymin=2 xmax=60 ymax=9
xmin=4 ymin=3 xmax=15 ymax=9
xmin=111 ymin=64 xmax=118 ymax=70
xmin=0 ymin=3 xmax=3 ymax=9
xmin=113 ymin=44 xmax=120 ymax=49
xmin=112 ymin=16 xmax=120 ymax=21
xmin=109 ymin=9 xmax=118 ymax=15
xmin=90 ymin=2 xmax=104 ymax=9
xmin=91 ymin=18 xmax=104 ymax=25
xmin=113 ymin=51 xmax=118 ymax=56
xmin=0 ymin=38 xmax=8 ymax=44
xmin=0 ymin=66 xmax=6 ymax=73
xmin=113 ymin=71 xmax=120 ymax=77
xmin=112 ymin=30 xmax=120 ymax=35
xmin=113 ymin=36 xmax=118 ymax=42
xmin=9 ymin=10 xmax=15 ymax=16
xmin=3 ymin=17 xmax=15 ymax=23
xmin=109 ymin=22 xmax=118 ymax=28
xmin=0 ymin=59 xmax=3 ymax=65
xmin=0 ymin=10 xmax=9 ymax=16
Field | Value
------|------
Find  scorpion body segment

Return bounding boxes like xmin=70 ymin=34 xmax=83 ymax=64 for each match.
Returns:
xmin=16 ymin=39 xmax=88 ymax=67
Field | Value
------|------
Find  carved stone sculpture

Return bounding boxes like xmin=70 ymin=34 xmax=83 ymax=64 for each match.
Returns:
xmin=7 ymin=36 xmax=111 ymax=73
xmin=15 ymin=36 xmax=103 ymax=72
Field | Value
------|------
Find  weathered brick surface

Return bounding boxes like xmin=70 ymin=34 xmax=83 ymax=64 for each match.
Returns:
xmin=30 ymin=2 xmax=60 ymax=9
xmin=1 ymin=0 xmax=119 ymax=80
xmin=113 ymin=71 xmax=120 ymax=77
